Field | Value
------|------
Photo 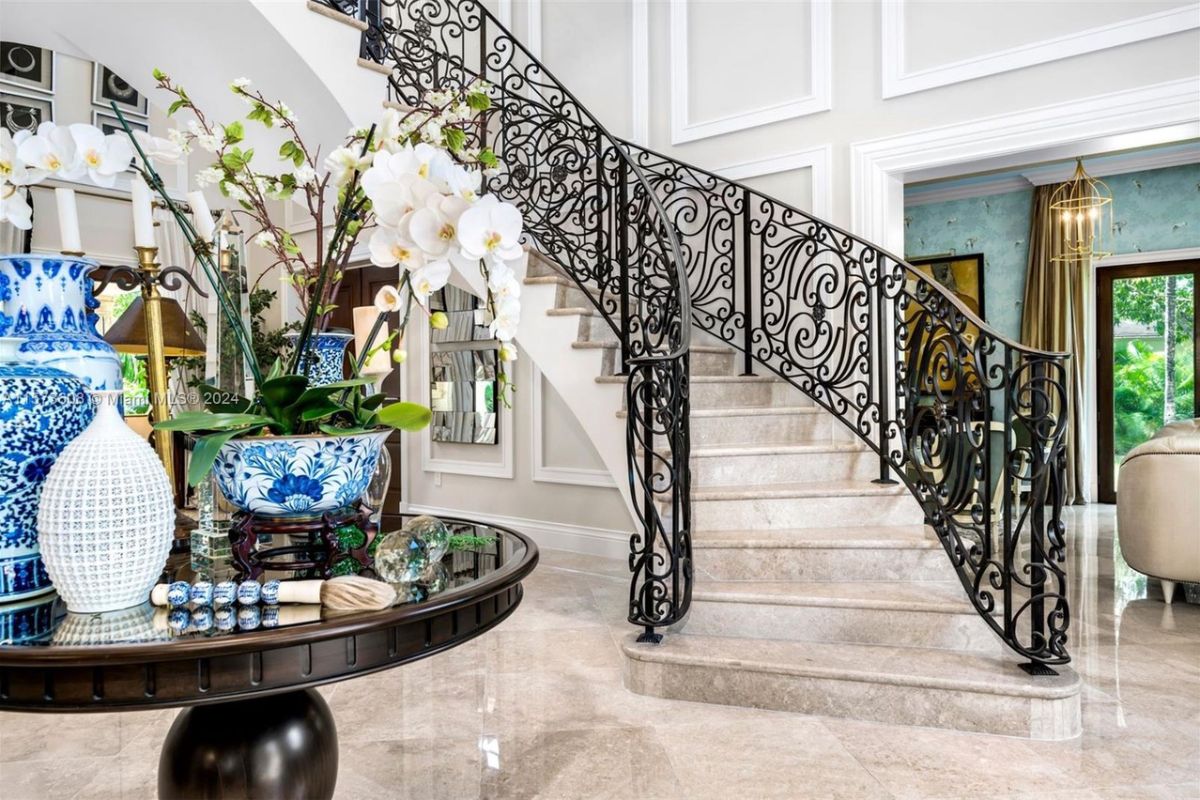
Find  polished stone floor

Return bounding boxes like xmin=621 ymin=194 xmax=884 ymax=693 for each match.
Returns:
xmin=0 ymin=504 xmax=1197 ymax=799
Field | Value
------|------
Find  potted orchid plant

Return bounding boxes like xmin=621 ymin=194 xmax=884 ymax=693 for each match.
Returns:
xmin=110 ymin=71 xmax=524 ymax=518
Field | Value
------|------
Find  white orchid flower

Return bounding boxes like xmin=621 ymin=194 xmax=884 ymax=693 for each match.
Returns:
xmin=0 ymin=182 xmax=33 ymax=229
xmin=373 ymin=284 xmax=404 ymax=313
xmin=407 ymin=203 xmax=460 ymax=259
xmin=324 ymin=146 xmax=371 ymax=187
xmin=409 ymin=259 xmax=451 ymax=304
xmin=368 ymin=226 xmax=425 ymax=271
xmin=489 ymin=294 xmax=521 ymax=342
xmin=133 ymin=130 xmax=184 ymax=166
xmin=16 ymin=122 xmax=82 ymax=181
xmin=68 ymin=125 xmax=133 ymax=187
xmin=364 ymin=173 xmax=436 ymax=228
xmin=0 ymin=130 xmax=32 ymax=186
xmin=498 ymin=343 xmax=518 ymax=363
xmin=442 ymin=163 xmax=482 ymax=202
xmin=457 ymin=195 xmax=523 ymax=262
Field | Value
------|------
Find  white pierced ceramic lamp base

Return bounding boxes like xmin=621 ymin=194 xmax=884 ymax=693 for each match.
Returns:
xmin=38 ymin=391 xmax=174 ymax=613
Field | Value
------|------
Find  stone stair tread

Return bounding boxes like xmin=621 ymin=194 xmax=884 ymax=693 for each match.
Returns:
xmin=617 ymin=405 xmax=821 ymax=420
xmin=691 ymin=524 xmax=937 ymax=549
xmin=572 ymin=340 xmax=731 ymax=353
xmin=689 ymin=442 xmax=866 ymax=457
xmin=597 ymin=373 xmax=779 ymax=385
xmin=622 ymin=633 xmax=1080 ymax=700
xmin=307 ymin=0 xmax=369 ymax=30
xmin=693 ymin=579 xmax=975 ymax=613
xmin=690 ymin=479 xmax=909 ymax=501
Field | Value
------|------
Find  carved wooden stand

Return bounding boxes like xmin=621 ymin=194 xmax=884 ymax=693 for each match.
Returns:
xmin=228 ymin=504 xmax=378 ymax=580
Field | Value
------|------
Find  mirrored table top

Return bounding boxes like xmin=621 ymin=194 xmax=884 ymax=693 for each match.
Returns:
xmin=0 ymin=517 xmax=532 ymax=651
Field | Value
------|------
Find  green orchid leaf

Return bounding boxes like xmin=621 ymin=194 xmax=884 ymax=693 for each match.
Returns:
xmin=266 ymin=357 xmax=285 ymax=382
xmin=199 ymin=383 xmax=253 ymax=414
xmin=153 ymin=412 xmax=276 ymax=433
xmin=299 ymin=398 xmax=343 ymax=422
xmin=260 ymin=374 xmax=308 ymax=430
xmin=360 ymin=393 xmax=388 ymax=411
xmin=318 ymin=423 xmax=378 ymax=436
xmin=187 ymin=429 xmax=242 ymax=486
xmin=376 ymin=401 xmax=432 ymax=432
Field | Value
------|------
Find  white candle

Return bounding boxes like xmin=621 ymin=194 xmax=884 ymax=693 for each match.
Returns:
xmin=54 ymin=188 xmax=82 ymax=253
xmin=353 ymin=305 xmax=391 ymax=375
xmin=188 ymin=190 xmax=216 ymax=240
xmin=131 ymin=174 xmax=156 ymax=248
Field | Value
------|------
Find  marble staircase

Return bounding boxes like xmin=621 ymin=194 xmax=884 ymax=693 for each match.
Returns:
xmin=524 ymin=255 xmax=1081 ymax=740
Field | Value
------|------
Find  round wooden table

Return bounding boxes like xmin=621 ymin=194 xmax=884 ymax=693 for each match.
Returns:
xmin=0 ymin=517 xmax=538 ymax=799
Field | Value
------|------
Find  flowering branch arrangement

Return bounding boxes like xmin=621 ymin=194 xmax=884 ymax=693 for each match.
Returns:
xmin=0 ymin=68 xmax=527 ymax=484
xmin=123 ymin=71 xmax=524 ymax=484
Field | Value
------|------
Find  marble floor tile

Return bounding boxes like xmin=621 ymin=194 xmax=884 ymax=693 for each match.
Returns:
xmin=0 ymin=506 xmax=1198 ymax=799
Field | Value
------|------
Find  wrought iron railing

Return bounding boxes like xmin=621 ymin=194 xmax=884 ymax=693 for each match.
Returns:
xmin=319 ymin=0 xmax=1071 ymax=670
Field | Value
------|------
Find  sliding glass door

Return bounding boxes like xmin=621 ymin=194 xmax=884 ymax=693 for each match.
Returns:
xmin=1097 ymin=261 xmax=1199 ymax=503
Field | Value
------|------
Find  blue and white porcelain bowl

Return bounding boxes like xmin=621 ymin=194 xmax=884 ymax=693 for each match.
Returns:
xmin=213 ymin=431 xmax=391 ymax=518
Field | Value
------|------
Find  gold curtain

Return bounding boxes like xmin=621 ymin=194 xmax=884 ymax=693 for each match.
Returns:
xmin=1020 ymin=184 xmax=1088 ymax=504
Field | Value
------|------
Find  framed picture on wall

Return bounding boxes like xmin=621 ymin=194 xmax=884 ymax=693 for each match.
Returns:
xmin=92 ymin=108 xmax=147 ymax=136
xmin=908 ymin=253 xmax=986 ymax=320
xmin=0 ymin=41 xmax=54 ymax=94
xmin=92 ymin=63 xmax=148 ymax=117
xmin=0 ymin=90 xmax=53 ymax=136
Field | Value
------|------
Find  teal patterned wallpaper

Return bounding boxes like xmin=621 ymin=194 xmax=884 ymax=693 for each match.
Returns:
xmin=904 ymin=163 xmax=1200 ymax=342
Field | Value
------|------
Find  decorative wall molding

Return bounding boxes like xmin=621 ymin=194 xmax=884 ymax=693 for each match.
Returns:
xmin=882 ymin=2 xmax=1200 ymax=99
xmin=525 ymin=0 xmax=542 ymax=60
xmin=717 ymin=144 xmax=833 ymax=219
xmin=630 ymin=0 xmax=649 ymax=144
xmin=530 ymin=364 xmax=616 ymax=488
xmin=1096 ymin=246 xmax=1200 ymax=268
xmin=496 ymin=0 xmax=512 ymax=29
xmin=669 ymin=0 xmax=831 ymax=145
xmin=416 ymin=323 xmax=515 ymax=479
xmin=851 ymin=78 xmax=1200 ymax=254
xmin=402 ymin=503 xmax=628 ymax=558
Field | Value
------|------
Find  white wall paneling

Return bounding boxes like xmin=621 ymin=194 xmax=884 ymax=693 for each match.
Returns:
xmin=530 ymin=364 xmax=616 ymax=488
xmin=417 ymin=323 xmax=515 ymax=479
xmin=717 ymin=145 xmax=833 ymax=219
xmin=881 ymin=2 xmax=1200 ymax=99
xmin=630 ymin=0 xmax=649 ymax=144
xmin=668 ymin=0 xmax=832 ymax=144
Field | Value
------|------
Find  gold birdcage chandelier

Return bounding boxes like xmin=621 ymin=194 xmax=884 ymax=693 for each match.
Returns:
xmin=1050 ymin=158 xmax=1113 ymax=264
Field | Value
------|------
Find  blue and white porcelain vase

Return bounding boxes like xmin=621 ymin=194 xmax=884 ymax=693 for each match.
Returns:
xmin=213 ymin=430 xmax=391 ymax=518
xmin=0 ymin=254 xmax=122 ymax=393
xmin=286 ymin=330 xmax=354 ymax=387
xmin=0 ymin=337 xmax=95 ymax=602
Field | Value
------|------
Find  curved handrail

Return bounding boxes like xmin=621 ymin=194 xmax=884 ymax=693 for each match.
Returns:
xmin=618 ymin=138 xmax=1072 ymax=668
xmin=323 ymin=0 xmax=1072 ymax=667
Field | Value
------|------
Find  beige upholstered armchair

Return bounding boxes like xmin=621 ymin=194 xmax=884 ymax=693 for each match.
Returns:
xmin=1116 ymin=419 xmax=1200 ymax=603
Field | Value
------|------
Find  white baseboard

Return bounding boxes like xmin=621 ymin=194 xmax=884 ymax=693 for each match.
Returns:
xmin=402 ymin=503 xmax=629 ymax=560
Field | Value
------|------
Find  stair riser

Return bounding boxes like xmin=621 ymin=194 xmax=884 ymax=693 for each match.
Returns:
xmin=685 ymin=599 xmax=999 ymax=652
xmin=623 ymin=659 xmax=1081 ymax=740
xmin=600 ymin=349 xmax=734 ymax=377
xmin=689 ymin=380 xmax=812 ymax=409
xmin=556 ymin=282 xmax=594 ymax=309
xmin=690 ymin=412 xmax=833 ymax=446
xmin=690 ymin=449 xmax=877 ymax=486
xmin=690 ymin=493 xmax=924 ymax=531
xmin=693 ymin=545 xmax=954 ymax=582
xmin=578 ymin=314 xmax=619 ymax=344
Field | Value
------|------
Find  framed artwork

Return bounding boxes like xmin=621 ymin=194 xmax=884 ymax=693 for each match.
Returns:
xmin=0 ymin=90 xmax=53 ymax=135
xmin=93 ymin=108 xmax=146 ymax=136
xmin=92 ymin=63 xmax=147 ymax=117
xmin=0 ymin=41 xmax=54 ymax=94
xmin=908 ymin=253 xmax=985 ymax=320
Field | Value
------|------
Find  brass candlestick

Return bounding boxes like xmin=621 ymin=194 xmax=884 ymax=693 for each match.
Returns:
xmin=134 ymin=245 xmax=175 ymax=490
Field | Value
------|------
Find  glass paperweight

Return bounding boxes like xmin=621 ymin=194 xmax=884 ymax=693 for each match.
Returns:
xmin=374 ymin=530 xmax=429 ymax=583
xmin=404 ymin=514 xmax=450 ymax=562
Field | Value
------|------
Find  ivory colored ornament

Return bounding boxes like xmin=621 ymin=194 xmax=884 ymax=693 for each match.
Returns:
xmin=37 ymin=391 xmax=174 ymax=613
